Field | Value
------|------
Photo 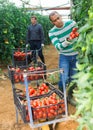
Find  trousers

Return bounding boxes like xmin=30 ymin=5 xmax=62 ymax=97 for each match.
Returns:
xmin=29 ymin=40 xmax=45 ymax=63
xmin=58 ymin=54 xmax=78 ymax=91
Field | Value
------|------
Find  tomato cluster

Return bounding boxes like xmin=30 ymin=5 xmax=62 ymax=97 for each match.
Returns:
xmin=24 ymin=83 xmax=49 ymax=97
xmin=67 ymin=27 xmax=79 ymax=41
xmin=9 ymin=66 xmax=44 ymax=83
xmin=25 ymin=92 xmax=65 ymax=121
xmin=14 ymin=50 xmax=26 ymax=61
xmin=13 ymin=49 xmax=31 ymax=61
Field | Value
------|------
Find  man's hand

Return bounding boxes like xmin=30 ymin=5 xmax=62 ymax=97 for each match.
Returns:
xmin=26 ymin=44 xmax=29 ymax=48
xmin=41 ymin=44 xmax=44 ymax=47
xmin=65 ymin=38 xmax=71 ymax=45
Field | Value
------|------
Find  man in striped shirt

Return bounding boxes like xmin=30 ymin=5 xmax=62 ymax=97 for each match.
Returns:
xmin=48 ymin=11 xmax=78 ymax=92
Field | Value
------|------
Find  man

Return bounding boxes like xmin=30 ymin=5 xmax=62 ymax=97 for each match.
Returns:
xmin=48 ymin=11 xmax=78 ymax=92
xmin=26 ymin=15 xmax=45 ymax=63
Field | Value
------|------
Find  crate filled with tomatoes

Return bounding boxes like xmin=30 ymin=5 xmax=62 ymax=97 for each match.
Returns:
xmin=13 ymin=82 xmax=56 ymax=100
xmin=8 ymin=61 xmax=46 ymax=84
xmin=13 ymin=87 xmax=65 ymax=123
xmin=12 ymin=48 xmax=32 ymax=67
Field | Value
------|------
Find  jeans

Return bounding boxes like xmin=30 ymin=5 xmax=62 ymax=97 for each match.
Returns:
xmin=58 ymin=54 xmax=77 ymax=91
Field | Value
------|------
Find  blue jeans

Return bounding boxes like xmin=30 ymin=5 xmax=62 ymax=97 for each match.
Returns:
xmin=58 ymin=54 xmax=77 ymax=91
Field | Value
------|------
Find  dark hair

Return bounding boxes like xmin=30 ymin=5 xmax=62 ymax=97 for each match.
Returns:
xmin=49 ymin=11 xmax=59 ymax=21
xmin=31 ymin=15 xmax=37 ymax=20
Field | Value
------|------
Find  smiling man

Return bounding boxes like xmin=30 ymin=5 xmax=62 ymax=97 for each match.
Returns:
xmin=48 ymin=11 xmax=78 ymax=92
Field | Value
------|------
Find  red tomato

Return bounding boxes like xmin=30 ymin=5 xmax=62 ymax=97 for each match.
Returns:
xmin=49 ymin=109 xmax=55 ymax=114
xmin=38 ymin=110 xmax=43 ymax=118
xmin=43 ymin=113 xmax=47 ymax=118
xmin=72 ymin=27 xmax=78 ymax=32
xmin=26 ymin=114 xmax=30 ymax=121
xmin=70 ymin=32 xmax=74 ymax=37
xmin=29 ymin=88 xmax=35 ymax=95
xmin=71 ymin=33 xmax=76 ymax=39
xmin=15 ymin=68 xmax=21 ymax=73
xmin=75 ymin=32 xmax=79 ymax=37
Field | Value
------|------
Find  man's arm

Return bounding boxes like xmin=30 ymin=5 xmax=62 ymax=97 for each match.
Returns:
xmin=39 ymin=24 xmax=45 ymax=45
xmin=49 ymin=32 xmax=70 ymax=51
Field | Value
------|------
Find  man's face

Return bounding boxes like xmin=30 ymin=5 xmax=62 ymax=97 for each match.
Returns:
xmin=50 ymin=13 xmax=63 ymax=28
xmin=31 ymin=18 xmax=37 ymax=25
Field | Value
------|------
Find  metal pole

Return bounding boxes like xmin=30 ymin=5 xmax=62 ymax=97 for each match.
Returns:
xmin=23 ymin=73 xmax=34 ymax=128
xmin=61 ymin=71 xmax=68 ymax=117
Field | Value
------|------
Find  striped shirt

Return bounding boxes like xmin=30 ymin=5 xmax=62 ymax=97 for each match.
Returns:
xmin=49 ymin=20 xmax=78 ymax=56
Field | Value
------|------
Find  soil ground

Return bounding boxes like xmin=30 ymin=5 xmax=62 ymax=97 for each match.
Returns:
xmin=0 ymin=44 xmax=79 ymax=130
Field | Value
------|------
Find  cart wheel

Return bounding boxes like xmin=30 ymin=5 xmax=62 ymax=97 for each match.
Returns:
xmin=41 ymin=125 xmax=50 ymax=130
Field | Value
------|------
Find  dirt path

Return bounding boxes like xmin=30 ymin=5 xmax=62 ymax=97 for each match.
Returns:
xmin=0 ymin=45 xmax=79 ymax=130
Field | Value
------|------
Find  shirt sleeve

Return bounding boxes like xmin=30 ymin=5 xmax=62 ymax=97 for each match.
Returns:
xmin=48 ymin=32 xmax=69 ymax=51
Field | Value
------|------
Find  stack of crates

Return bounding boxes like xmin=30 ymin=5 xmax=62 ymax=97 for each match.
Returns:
xmin=13 ymin=85 xmax=65 ymax=123
xmin=8 ymin=48 xmax=68 ymax=128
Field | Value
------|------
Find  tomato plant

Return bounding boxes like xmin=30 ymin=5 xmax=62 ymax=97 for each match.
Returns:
xmin=72 ymin=4 xmax=93 ymax=130
xmin=0 ymin=0 xmax=52 ymax=65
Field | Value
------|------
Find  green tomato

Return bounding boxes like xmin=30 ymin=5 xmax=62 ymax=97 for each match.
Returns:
xmin=89 ymin=12 xmax=93 ymax=19
xmin=90 ymin=38 xmax=93 ymax=42
xmin=82 ymin=47 xmax=86 ymax=52
xmin=3 ymin=29 xmax=7 ymax=34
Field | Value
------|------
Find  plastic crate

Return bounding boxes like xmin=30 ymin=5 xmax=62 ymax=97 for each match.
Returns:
xmin=13 ymin=82 xmax=57 ymax=100
xmin=13 ymin=88 xmax=28 ymax=123
xmin=8 ymin=61 xmax=46 ymax=84
xmin=13 ymin=88 xmax=65 ymax=123
xmin=12 ymin=48 xmax=32 ymax=67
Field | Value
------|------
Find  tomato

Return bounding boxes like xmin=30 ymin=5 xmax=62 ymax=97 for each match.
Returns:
xmin=26 ymin=114 xmax=30 ymax=121
xmin=72 ymin=27 xmax=78 ymax=32
xmin=14 ymin=74 xmax=19 ymax=80
xmin=48 ymin=113 xmax=52 ymax=118
xmin=58 ymin=109 xmax=63 ymax=114
xmin=71 ymin=33 xmax=76 ymax=39
xmin=54 ymin=111 xmax=57 ymax=116
xmin=15 ymin=68 xmax=21 ymax=73
xmin=32 ymin=101 xmax=38 ymax=108
xmin=25 ymin=106 xmax=28 ymax=110
xmin=40 ymin=86 xmax=44 ymax=91
xmin=75 ymin=32 xmax=79 ymax=37
xmin=43 ymin=113 xmax=47 ymax=118
xmin=51 ymin=99 xmax=57 ymax=104
xmin=42 ymin=83 xmax=47 ymax=88
xmin=41 ymin=107 xmax=46 ymax=112
xmin=33 ymin=110 xmax=37 ymax=116
xmin=70 ymin=32 xmax=74 ymax=37
xmin=35 ymin=67 xmax=41 ymax=71
xmin=69 ymin=36 xmax=73 ymax=40
xmin=29 ymin=88 xmax=36 ymax=95
xmin=54 ymin=105 xmax=58 ymax=110
xmin=45 ymin=89 xmax=48 ymax=93
xmin=19 ymin=74 xmax=23 ymax=81
xmin=28 ymin=66 xmax=35 ymax=71
xmin=49 ymin=109 xmax=55 ymax=114
xmin=38 ymin=110 xmax=43 ymax=118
